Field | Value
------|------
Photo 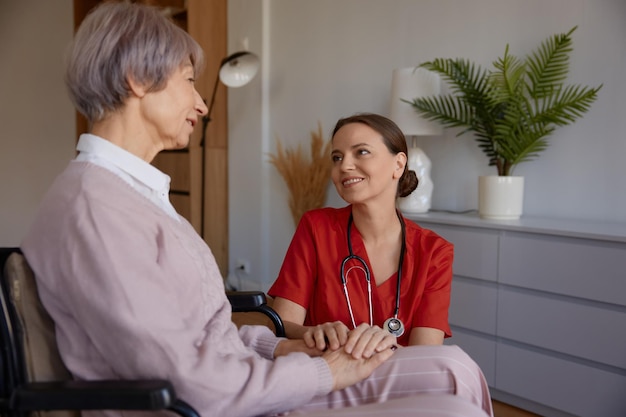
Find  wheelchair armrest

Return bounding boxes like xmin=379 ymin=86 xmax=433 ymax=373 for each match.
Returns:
xmin=227 ymin=291 xmax=268 ymax=311
xmin=10 ymin=379 xmax=200 ymax=417
xmin=226 ymin=291 xmax=286 ymax=337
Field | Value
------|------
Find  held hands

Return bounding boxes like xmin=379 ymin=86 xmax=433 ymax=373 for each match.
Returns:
xmin=303 ymin=321 xmax=350 ymax=351
xmin=275 ymin=322 xmax=398 ymax=392
xmin=344 ymin=323 xmax=398 ymax=358
xmin=274 ymin=338 xmax=325 ymax=358
xmin=274 ymin=328 xmax=397 ymax=391
xmin=304 ymin=322 xmax=397 ymax=359
xmin=321 ymin=341 xmax=396 ymax=390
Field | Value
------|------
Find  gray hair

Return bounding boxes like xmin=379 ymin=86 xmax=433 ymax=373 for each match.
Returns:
xmin=65 ymin=1 xmax=204 ymax=123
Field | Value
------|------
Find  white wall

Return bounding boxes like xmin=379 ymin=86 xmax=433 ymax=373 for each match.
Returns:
xmin=2 ymin=1 xmax=624 ymax=290
xmin=0 ymin=0 xmax=75 ymax=246
xmin=228 ymin=0 xmax=626 ymax=290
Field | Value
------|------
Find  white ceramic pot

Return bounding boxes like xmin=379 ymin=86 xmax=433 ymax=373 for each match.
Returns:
xmin=478 ymin=176 xmax=524 ymax=220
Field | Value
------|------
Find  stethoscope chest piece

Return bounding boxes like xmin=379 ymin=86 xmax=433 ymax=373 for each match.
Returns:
xmin=384 ymin=317 xmax=405 ymax=337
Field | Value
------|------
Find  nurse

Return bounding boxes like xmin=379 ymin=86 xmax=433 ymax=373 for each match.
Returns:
xmin=269 ymin=113 xmax=454 ymax=349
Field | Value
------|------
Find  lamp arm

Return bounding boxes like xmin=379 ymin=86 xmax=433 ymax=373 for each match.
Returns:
xmin=200 ymin=69 xmax=222 ymax=147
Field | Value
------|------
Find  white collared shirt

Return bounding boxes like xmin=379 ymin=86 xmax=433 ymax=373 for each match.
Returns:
xmin=75 ymin=134 xmax=180 ymax=221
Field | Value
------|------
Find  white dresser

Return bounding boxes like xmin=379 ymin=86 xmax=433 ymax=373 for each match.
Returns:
xmin=406 ymin=212 xmax=626 ymax=417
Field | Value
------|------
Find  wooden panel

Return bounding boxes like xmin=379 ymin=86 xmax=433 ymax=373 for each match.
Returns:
xmin=153 ymin=151 xmax=191 ymax=191
xmin=499 ymin=231 xmax=626 ymax=305
xmin=449 ymin=277 xmax=498 ymax=335
xmin=496 ymin=343 xmax=626 ymax=417
xmin=140 ymin=0 xmax=185 ymax=8
xmin=152 ymin=148 xmax=202 ymax=233
xmin=492 ymin=400 xmax=540 ymax=417
xmin=203 ymin=148 xmax=228 ymax=277
xmin=187 ymin=146 xmax=203 ymax=233
xmin=73 ymin=0 xmax=100 ymax=29
xmin=170 ymin=194 xmax=191 ymax=220
xmin=188 ymin=0 xmax=228 ymax=276
xmin=422 ymin=223 xmax=499 ymax=282
xmin=187 ymin=0 xmax=228 ymax=148
xmin=497 ymin=288 xmax=626 ymax=369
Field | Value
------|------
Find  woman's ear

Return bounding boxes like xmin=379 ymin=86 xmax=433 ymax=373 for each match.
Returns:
xmin=393 ymin=152 xmax=407 ymax=179
xmin=127 ymin=75 xmax=147 ymax=98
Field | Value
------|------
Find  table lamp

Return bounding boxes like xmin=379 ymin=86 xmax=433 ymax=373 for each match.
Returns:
xmin=390 ymin=67 xmax=442 ymax=214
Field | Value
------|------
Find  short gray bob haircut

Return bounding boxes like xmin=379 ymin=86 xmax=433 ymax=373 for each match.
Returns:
xmin=65 ymin=1 xmax=205 ymax=123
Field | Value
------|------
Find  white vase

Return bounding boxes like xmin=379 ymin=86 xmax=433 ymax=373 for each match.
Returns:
xmin=397 ymin=146 xmax=433 ymax=214
xmin=478 ymin=175 xmax=524 ymax=220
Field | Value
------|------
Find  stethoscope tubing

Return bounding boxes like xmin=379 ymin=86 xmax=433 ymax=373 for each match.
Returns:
xmin=341 ymin=211 xmax=406 ymax=334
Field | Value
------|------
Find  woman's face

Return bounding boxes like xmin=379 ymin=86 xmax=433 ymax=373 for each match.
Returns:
xmin=141 ymin=62 xmax=208 ymax=151
xmin=330 ymin=122 xmax=405 ymax=205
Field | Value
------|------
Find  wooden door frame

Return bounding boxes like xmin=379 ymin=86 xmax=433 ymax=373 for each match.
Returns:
xmin=188 ymin=0 xmax=229 ymax=276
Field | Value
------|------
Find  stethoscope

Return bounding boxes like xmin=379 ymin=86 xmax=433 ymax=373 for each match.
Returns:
xmin=340 ymin=211 xmax=406 ymax=337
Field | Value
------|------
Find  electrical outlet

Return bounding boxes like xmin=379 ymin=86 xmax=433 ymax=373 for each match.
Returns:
xmin=235 ymin=258 xmax=250 ymax=274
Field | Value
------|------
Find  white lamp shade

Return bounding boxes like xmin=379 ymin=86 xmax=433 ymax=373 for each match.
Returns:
xmin=219 ymin=52 xmax=260 ymax=88
xmin=390 ymin=67 xmax=442 ymax=136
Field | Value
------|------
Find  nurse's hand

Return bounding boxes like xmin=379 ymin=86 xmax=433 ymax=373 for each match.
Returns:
xmin=323 ymin=342 xmax=396 ymax=391
xmin=344 ymin=324 xmax=397 ymax=359
xmin=302 ymin=321 xmax=350 ymax=352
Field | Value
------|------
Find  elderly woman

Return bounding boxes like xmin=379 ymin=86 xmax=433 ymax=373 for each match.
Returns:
xmin=21 ymin=2 xmax=493 ymax=417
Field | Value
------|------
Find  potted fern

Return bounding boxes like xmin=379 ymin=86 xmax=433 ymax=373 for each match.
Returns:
xmin=407 ymin=26 xmax=601 ymax=219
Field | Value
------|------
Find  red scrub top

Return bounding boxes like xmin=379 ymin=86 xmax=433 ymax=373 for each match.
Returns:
xmin=268 ymin=205 xmax=453 ymax=346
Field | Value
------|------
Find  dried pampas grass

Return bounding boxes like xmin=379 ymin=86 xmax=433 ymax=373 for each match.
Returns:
xmin=268 ymin=122 xmax=333 ymax=226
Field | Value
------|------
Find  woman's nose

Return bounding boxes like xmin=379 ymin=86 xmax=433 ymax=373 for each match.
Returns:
xmin=196 ymin=90 xmax=208 ymax=116
xmin=340 ymin=156 xmax=355 ymax=171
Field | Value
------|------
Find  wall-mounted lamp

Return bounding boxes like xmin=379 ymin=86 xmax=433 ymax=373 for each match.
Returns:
xmin=200 ymin=51 xmax=260 ymax=146
xmin=390 ymin=67 xmax=442 ymax=214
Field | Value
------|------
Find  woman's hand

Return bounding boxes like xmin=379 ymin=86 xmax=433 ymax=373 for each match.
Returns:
xmin=344 ymin=323 xmax=397 ymax=359
xmin=303 ymin=322 xmax=397 ymax=359
xmin=274 ymin=338 xmax=324 ymax=358
xmin=302 ymin=321 xmax=350 ymax=352
xmin=322 ymin=342 xmax=396 ymax=391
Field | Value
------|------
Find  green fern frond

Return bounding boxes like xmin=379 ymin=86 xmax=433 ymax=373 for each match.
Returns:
xmin=526 ymin=26 xmax=575 ymax=96
xmin=406 ymin=26 xmax=601 ymax=176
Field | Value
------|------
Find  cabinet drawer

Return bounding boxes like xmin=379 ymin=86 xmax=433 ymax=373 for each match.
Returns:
xmin=449 ymin=277 xmax=497 ymax=335
xmin=419 ymin=223 xmax=499 ymax=282
xmin=496 ymin=343 xmax=626 ymax=417
xmin=499 ymin=231 xmax=626 ymax=305
xmin=497 ymin=288 xmax=626 ymax=369
xmin=446 ymin=328 xmax=496 ymax=386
